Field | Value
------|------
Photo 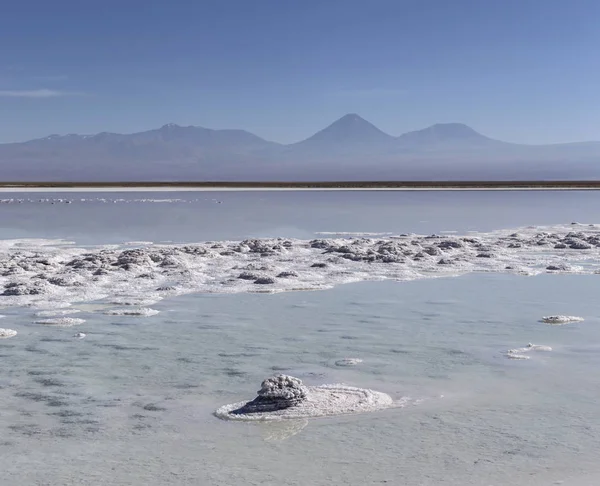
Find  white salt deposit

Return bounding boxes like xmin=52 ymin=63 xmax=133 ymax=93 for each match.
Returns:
xmin=35 ymin=317 xmax=86 ymax=327
xmin=542 ymin=315 xmax=584 ymax=325
xmin=216 ymin=384 xmax=395 ymax=421
xmin=335 ymin=358 xmax=364 ymax=366
xmin=104 ymin=308 xmax=160 ymax=317
xmin=506 ymin=343 xmax=552 ymax=359
xmin=0 ymin=223 xmax=599 ymax=309
xmin=0 ymin=328 xmax=17 ymax=338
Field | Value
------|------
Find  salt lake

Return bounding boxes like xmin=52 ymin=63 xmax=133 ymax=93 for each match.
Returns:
xmin=0 ymin=190 xmax=599 ymax=485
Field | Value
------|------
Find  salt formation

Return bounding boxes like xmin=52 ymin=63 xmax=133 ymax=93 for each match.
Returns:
xmin=541 ymin=315 xmax=584 ymax=325
xmin=35 ymin=317 xmax=85 ymax=327
xmin=0 ymin=224 xmax=599 ymax=309
xmin=335 ymin=358 xmax=363 ymax=366
xmin=229 ymin=375 xmax=308 ymax=414
xmin=0 ymin=328 xmax=17 ymax=338
xmin=506 ymin=342 xmax=553 ymax=360
xmin=215 ymin=374 xmax=394 ymax=421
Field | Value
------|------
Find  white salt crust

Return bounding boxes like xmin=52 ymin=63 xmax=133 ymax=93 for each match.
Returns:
xmin=0 ymin=223 xmax=598 ymax=310
xmin=35 ymin=317 xmax=86 ymax=327
xmin=0 ymin=328 xmax=17 ymax=338
xmin=215 ymin=384 xmax=397 ymax=421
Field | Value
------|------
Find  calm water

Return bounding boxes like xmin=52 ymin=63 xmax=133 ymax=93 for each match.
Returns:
xmin=1 ymin=190 xmax=599 ymax=485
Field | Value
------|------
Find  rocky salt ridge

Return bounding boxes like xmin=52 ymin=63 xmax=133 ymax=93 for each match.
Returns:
xmin=0 ymin=223 xmax=599 ymax=309
xmin=215 ymin=374 xmax=395 ymax=421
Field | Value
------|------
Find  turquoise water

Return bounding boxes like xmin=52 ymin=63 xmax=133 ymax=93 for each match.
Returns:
xmin=1 ymin=190 xmax=599 ymax=485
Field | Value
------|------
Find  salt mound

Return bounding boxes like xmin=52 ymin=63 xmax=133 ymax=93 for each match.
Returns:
xmin=215 ymin=374 xmax=394 ymax=421
xmin=335 ymin=358 xmax=363 ymax=366
xmin=0 ymin=328 xmax=17 ymax=338
xmin=541 ymin=315 xmax=584 ymax=325
xmin=104 ymin=308 xmax=160 ymax=317
xmin=35 ymin=317 xmax=85 ymax=327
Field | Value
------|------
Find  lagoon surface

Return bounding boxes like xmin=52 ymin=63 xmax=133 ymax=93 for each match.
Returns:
xmin=1 ymin=190 xmax=600 ymax=485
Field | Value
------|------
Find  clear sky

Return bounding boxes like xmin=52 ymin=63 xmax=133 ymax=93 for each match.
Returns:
xmin=1 ymin=0 xmax=599 ymax=144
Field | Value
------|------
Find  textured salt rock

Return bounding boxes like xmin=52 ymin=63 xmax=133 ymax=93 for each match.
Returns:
xmin=541 ymin=315 xmax=584 ymax=325
xmin=35 ymin=317 xmax=85 ymax=327
xmin=104 ymin=307 xmax=160 ymax=317
xmin=546 ymin=264 xmax=571 ymax=271
xmin=276 ymin=271 xmax=298 ymax=278
xmin=216 ymin=375 xmax=394 ymax=421
xmin=335 ymin=358 xmax=363 ymax=366
xmin=237 ymin=272 xmax=258 ymax=280
xmin=230 ymin=375 xmax=308 ymax=414
xmin=0 ymin=328 xmax=17 ymax=338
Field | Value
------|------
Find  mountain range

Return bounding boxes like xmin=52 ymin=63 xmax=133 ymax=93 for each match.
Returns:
xmin=1 ymin=113 xmax=599 ymax=181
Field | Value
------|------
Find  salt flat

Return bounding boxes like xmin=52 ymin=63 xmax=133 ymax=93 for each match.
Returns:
xmin=0 ymin=190 xmax=599 ymax=485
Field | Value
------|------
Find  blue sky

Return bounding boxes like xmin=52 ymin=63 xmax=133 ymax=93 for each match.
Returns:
xmin=1 ymin=0 xmax=599 ymax=144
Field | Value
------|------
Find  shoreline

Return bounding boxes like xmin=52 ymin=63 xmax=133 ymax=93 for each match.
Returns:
xmin=1 ymin=180 xmax=600 ymax=192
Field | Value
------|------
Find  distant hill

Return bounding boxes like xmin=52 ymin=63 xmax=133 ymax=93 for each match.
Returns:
xmin=0 ymin=115 xmax=599 ymax=181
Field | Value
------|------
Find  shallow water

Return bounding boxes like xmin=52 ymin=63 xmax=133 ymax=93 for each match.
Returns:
xmin=1 ymin=190 xmax=600 ymax=485
xmin=1 ymin=189 xmax=599 ymax=243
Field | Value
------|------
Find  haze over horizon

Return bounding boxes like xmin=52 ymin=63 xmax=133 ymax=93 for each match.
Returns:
xmin=1 ymin=0 xmax=599 ymax=145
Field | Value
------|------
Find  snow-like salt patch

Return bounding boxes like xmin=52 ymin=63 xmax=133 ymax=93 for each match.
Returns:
xmin=216 ymin=384 xmax=396 ymax=421
xmin=335 ymin=358 xmax=363 ymax=366
xmin=35 ymin=317 xmax=85 ymax=327
xmin=541 ymin=315 xmax=584 ymax=325
xmin=506 ymin=343 xmax=552 ymax=360
xmin=0 ymin=223 xmax=599 ymax=309
xmin=104 ymin=308 xmax=160 ymax=317
xmin=0 ymin=328 xmax=17 ymax=338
